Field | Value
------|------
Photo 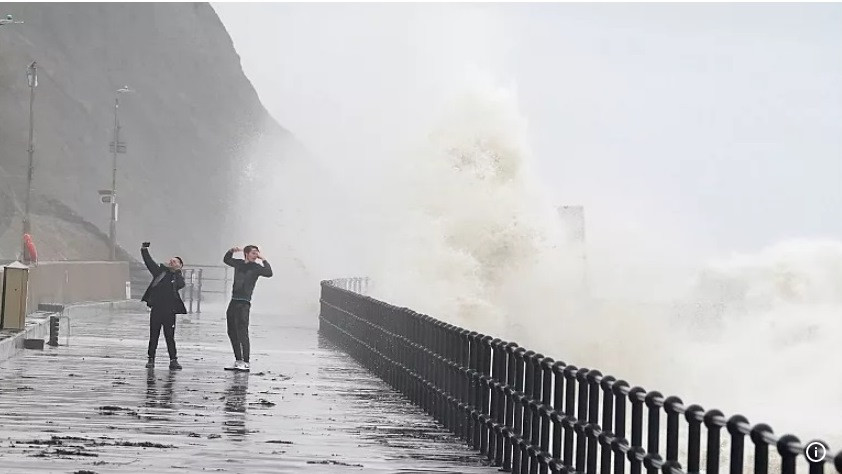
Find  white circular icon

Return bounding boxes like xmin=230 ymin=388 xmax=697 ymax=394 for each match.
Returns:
xmin=805 ymin=441 xmax=828 ymax=463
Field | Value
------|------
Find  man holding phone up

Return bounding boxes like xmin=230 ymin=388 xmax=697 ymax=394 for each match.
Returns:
xmin=140 ymin=241 xmax=187 ymax=370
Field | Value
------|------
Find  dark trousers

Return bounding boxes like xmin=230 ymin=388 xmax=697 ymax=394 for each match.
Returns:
xmin=148 ymin=306 xmax=177 ymax=360
xmin=226 ymin=300 xmax=251 ymax=362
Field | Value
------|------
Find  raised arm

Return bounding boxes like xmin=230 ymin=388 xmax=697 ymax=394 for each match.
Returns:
xmin=223 ymin=247 xmax=242 ymax=268
xmin=141 ymin=246 xmax=161 ymax=276
xmin=255 ymin=250 xmax=273 ymax=277
xmin=259 ymin=259 xmax=273 ymax=278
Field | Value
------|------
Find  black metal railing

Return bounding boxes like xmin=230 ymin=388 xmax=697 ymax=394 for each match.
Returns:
xmin=184 ymin=264 xmax=230 ymax=301
xmin=318 ymin=279 xmax=842 ymax=474
xmin=180 ymin=268 xmax=202 ymax=313
xmin=130 ymin=263 xmax=230 ymax=312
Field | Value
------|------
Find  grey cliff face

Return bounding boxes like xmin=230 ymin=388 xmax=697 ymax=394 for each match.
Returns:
xmin=0 ymin=3 xmax=302 ymax=263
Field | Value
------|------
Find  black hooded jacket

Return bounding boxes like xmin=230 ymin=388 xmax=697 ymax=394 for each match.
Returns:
xmin=140 ymin=248 xmax=187 ymax=314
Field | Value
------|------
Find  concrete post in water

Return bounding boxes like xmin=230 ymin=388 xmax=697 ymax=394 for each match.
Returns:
xmin=558 ymin=205 xmax=587 ymax=294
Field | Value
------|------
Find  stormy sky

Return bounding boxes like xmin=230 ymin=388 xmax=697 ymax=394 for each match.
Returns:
xmin=213 ymin=2 xmax=842 ymax=260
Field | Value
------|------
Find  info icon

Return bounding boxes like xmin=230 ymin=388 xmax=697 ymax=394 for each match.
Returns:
xmin=805 ymin=440 xmax=828 ymax=464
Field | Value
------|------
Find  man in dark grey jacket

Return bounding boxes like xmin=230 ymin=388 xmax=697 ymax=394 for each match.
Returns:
xmin=140 ymin=242 xmax=187 ymax=370
xmin=223 ymin=244 xmax=273 ymax=372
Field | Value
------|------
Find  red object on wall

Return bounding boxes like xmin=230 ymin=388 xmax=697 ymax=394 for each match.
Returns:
xmin=23 ymin=233 xmax=37 ymax=263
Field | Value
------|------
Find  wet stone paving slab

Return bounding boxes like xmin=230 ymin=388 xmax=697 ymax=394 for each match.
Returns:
xmin=0 ymin=303 xmax=493 ymax=473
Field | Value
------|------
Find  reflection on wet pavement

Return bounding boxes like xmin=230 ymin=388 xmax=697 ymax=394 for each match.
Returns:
xmin=224 ymin=372 xmax=249 ymax=439
xmin=145 ymin=368 xmax=176 ymax=410
xmin=0 ymin=302 xmax=493 ymax=472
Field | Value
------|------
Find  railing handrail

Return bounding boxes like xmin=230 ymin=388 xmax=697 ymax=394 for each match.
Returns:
xmin=318 ymin=278 xmax=842 ymax=474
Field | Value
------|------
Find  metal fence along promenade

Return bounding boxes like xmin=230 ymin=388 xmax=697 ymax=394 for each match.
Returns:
xmin=318 ymin=278 xmax=842 ymax=474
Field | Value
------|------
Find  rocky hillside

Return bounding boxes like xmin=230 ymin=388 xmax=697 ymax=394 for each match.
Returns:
xmin=0 ymin=3 xmax=305 ymax=264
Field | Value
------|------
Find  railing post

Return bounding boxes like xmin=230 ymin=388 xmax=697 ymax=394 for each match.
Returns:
xmin=563 ymin=365 xmax=579 ymax=468
xmin=490 ymin=338 xmax=506 ymax=466
xmin=187 ymin=269 xmax=195 ymax=313
xmin=512 ymin=347 xmax=527 ymax=474
xmin=551 ymin=361 xmax=566 ymax=463
xmin=777 ymin=434 xmax=800 ymax=474
xmin=727 ymin=415 xmax=750 ymax=474
xmin=600 ymin=375 xmax=617 ymax=474
xmin=644 ymin=391 xmax=663 ymax=458
xmin=520 ymin=350 xmax=537 ymax=472
xmin=538 ymin=357 xmax=554 ymax=474
xmin=586 ymin=370 xmax=603 ymax=474
xmin=575 ymin=368 xmax=591 ymax=474
xmin=612 ymin=380 xmax=630 ymax=474
xmin=629 ymin=387 xmax=647 ymax=474
xmin=643 ymin=453 xmax=664 ymax=474
xmin=459 ymin=328 xmax=472 ymax=442
xmin=685 ymin=404 xmax=705 ymax=474
xmin=503 ymin=344 xmax=522 ymax=471
xmin=479 ymin=335 xmax=494 ymax=457
xmin=704 ymin=409 xmax=726 ymax=474
xmin=468 ymin=331 xmax=482 ymax=450
xmin=196 ymin=268 xmax=203 ymax=313
xmin=749 ymin=424 xmax=774 ymax=474
xmin=529 ymin=353 xmax=546 ymax=474
xmin=663 ymin=396 xmax=682 ymax=464
xmin=223 ymin=266 xmax=229 ymax=300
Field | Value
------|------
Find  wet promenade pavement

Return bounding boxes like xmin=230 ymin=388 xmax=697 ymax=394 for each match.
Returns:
xmin=0 ymin=302 xmax=493 ymax=473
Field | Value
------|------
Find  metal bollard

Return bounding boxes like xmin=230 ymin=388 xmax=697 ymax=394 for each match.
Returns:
xmin=48 ymin=315 xmax=59 ymax=346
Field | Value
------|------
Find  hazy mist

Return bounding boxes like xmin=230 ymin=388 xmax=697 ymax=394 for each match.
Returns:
xmin=213 ymin=2 xmax=842 ymax=448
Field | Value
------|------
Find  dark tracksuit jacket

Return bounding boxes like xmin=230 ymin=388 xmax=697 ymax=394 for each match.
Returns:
xmin=223 ymin=250 xmax=273 ymax=362
xmin=141 ymin=248 xmax=187 ymax=359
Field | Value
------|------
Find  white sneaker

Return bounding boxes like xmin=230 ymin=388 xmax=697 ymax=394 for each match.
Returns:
xmin=239 ymin=361 xmax=250 ymax=372
xmin=226 ymin=360 xmax=243 ymax=371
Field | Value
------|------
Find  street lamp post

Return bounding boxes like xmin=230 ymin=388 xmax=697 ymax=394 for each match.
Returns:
xmin=22 ymin=61 xmax=37 ymax=262
xmin=108 ymin=86 xmax=132 ymax=261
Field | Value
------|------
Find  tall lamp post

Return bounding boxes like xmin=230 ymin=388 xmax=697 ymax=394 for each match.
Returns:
xmin=22 ymin=61 xmax=37 ymax=261
xmin=107 ymin=86 xmax=133 ymax=261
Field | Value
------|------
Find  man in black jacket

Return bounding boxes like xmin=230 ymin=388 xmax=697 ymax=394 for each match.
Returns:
xmin=223 ymin=244 xmax=273 ymax=372
xmin=140 ymin=242 xmax=187 ymax=370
